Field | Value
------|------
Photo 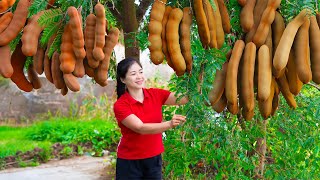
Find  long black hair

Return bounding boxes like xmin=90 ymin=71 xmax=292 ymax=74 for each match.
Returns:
xmin=116 ymin=57 xmax=142 ymax=99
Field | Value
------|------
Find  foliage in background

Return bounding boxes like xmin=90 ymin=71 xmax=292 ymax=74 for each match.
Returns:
xmin=0 ymin=126 xmax=52 ymax=159
xmin=0 ymin=93 xmax=120 ymax=167
xmin=28 ymin=94 xmax=120 ymax=156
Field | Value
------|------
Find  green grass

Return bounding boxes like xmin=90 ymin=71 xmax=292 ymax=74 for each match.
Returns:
xmin=0 ymin=126 xmax=52 ymax=158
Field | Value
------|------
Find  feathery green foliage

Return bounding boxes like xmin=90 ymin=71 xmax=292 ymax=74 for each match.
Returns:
xmin=9 ymin=33 xmax=22 ymax=52
xmin=28 ymin=0 xmax=48 ymax=17
xmin=48 ymin=31 xmax=63 ymax=57
xmin=40 ymin=22 xmax=62 ymax=48
xmin=38 ymin=8 xmax=63 ymax=27
xmin=280 ymin=0 xmax=316 ymax=23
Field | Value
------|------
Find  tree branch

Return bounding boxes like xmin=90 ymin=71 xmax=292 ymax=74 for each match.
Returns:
xmin=307 ymin=82 xmax=320 ymax=91
xmin=106 ymin=2 xmax=122 ymax=25
xmin=137 ymin=0 xmax=153 ymax=23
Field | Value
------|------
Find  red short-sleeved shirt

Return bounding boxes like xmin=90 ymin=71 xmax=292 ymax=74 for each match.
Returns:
xmin=113 ymin=88 xmax=171 ymax=160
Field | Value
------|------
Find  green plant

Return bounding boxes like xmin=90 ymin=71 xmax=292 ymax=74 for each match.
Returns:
xmin=61 ymin=146 xmax=73 ymax=158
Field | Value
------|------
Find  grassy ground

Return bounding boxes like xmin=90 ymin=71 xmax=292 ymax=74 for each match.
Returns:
xmin=0 ymin=126 xmax=52 ymax=158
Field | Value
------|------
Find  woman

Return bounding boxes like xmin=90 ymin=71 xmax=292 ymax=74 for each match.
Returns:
xmin=113 ymin=57 xmax=188 ymax=179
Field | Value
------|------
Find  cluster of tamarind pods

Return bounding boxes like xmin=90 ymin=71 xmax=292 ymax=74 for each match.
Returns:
xmin=209 ymin=0 xmax=320 ymax=120
xmin=148 ymin=0 xmax=193 ymax=76
xmin=148 ymin=0 xmax=231 ymax=76
xmin=0 ymin=0 xmax=119 ymax=96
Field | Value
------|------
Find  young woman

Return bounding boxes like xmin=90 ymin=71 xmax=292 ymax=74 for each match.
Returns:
xmin=113 ymin=57 xmax=188 ymax=179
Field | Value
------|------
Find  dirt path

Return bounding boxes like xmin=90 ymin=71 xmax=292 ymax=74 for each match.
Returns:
xmin=0 ymin=155 xmax=115 ymax=180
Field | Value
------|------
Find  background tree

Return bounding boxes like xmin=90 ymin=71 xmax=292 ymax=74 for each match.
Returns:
xmin=104 ymin=0 xmax=153 ymax=61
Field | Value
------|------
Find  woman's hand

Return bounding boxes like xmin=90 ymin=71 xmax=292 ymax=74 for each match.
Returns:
xmin=170 ymin=114 xmax=186 ymax=128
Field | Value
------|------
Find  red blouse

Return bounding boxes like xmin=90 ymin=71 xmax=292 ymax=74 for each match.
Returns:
xmin=113 ymin=88 xmax=171 ymax=159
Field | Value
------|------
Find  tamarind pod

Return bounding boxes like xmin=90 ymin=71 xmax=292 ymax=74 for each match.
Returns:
xmin=213 ymin=0 xmax=225 ymax=49
xmin=43 ymin=34 xmax=56 ymax=83
xmin=226 ymin=40 xmax=245 ymax=105
xmin=60 ymin=24 xmax=76 ymax=74
xmin=51 ymin=51 xmax=65 ymax=89
xmin=240 ymin=0 xmax=256 ymax=33
xmin=61 ymin=84 xmax=68 ymax=96
xmin=265 ymin=26 xmax=273 ymax=59
xmin=7 ymin=0 xmax=16 ymax=6
xmin=286 ymin=51 xmax=303 ymax=95
xmin=271 ymin=11 xmax=285 ymax=54
xmin=166 ymin=8 xmax=186 ymax=76
xmin=0 ymin=12 xmax=13 ymax=34
xmin=96 ymin=79 xmax=108 ymax=87
xmin=227 ymin=101 xmax=239 ymax=115
xmin=241 ymin=42 xmax=256 ymax=113
xmin=95 ymin=27 xmax=119 ymax=85
xmin=0 ymin=0 xmax=30 ymax=46
xmin=271 ymin=11 xmax=285 ymax=78
xmin=148 ymin=0 xmax=167 ymax=65
xmin=0 ymin=45 xmax=13 ymax=78
xmin=73 ymin=58 xmax=85 ymax=78
xmin=84 ymin=13 xmax=99 ymax=68
xmin=0 ymin=0 xmax=9 ymax=13
xmin=84 ymin=58 xmax=95 ymax=77
xmin=161 ymin=6 xmax=174 ymax=69
xmin=317 ymin=13 xmax=320 ymax=26
xmin=255 ymin=26 xmax=272 ymax=88
xmin=33 ymin=46 xmax=45 ymax=75
xmin=252 ymin=0 xmax=281 ymax=47
xmin=273 ymin=9 xmax=307 ymax=73
xmin=242 ymin=108 xmax=254 ymax=121
xmin=10 ymin=42 xmax=33 ymax=92
xmin=258 ymin=45 xmax=272 ymax=101
xmin=217 ymin=0 xmax=231 ymax=34
xmin=237 ymin=0 xmax=246 ymax=6
xmin=293 ymin=18 xmax=311 ymax=84
xmin=180 ymin=7 xmax=193 ymax=73
xmin=92 ymin=3 xmax=106 ymax=61
xmin=245 ymin=0 xmax=268 ymax=43
xmin=276 ymin=73 xmax=297 ymax=108
xmin=67 ymin=6 xmax=86 ymax=60
xmin=271 ymin=78 xmax=279 ymax=116
xmin=46 ymin=0 xmax=55 ymax=9
xmin=193 ymin=0 xmax=210 ymax=48
xmin=44 ymin=49 xmax=53 ymax=83
xmin=212 ymin=92 xmax=227 ymax=113
xmin=258 ymin=78 xmax=275 ymax=119
xmin=73 ymin=10 xmax=86 ymax=78
xmin=209 ymin=62 xmax=228 ymax=106
xmin=63 ymin=73 xmax=80 ymax=92
xmin=77 ymin=7 xmax=83 ymax=28
xmin=21 ymin=11 xmax=45 ymax=56
xmin=203 ymin=0 xmax=217 ymax=49
xmin=27 ymin=64 xmax=42 ymax=89
xmin=237 ymin=54 xmax=244 ymax=111
xmin=309 ymin=16 xmax=320 ymax=84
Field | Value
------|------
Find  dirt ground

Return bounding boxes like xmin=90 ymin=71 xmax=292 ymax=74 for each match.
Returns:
xmin=0 ymin=155 xmax=115 ymax=180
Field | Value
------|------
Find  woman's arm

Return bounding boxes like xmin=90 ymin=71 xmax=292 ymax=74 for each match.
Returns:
xmin=121 ymin=114 xmax=186 ymax=134
xmin=164 ymin=92 xmax=189 ymax=105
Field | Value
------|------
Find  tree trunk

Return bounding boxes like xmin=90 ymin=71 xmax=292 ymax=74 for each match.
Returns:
xmin=121 ymin=0 xmax=140 ymax=61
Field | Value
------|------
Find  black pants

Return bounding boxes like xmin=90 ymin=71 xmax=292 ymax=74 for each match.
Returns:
xmin=116 ymin=154 xmax=162 ymax=180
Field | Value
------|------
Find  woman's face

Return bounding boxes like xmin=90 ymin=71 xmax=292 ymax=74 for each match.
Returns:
xmin=122 ymin=62 xmax=145 ymax=90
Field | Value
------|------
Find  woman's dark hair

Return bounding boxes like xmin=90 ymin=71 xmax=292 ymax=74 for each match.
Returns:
xmin=116 ymin=57 xmax=142 ymax=98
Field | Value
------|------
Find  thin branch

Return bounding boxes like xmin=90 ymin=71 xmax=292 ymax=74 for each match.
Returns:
xmin=307 ymin=82 xmax=320 ymax=91
xmin=137 ymin=0 xmax=153 ymax=23
xmin=106 ymin=2 xmax=122 ymax=24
